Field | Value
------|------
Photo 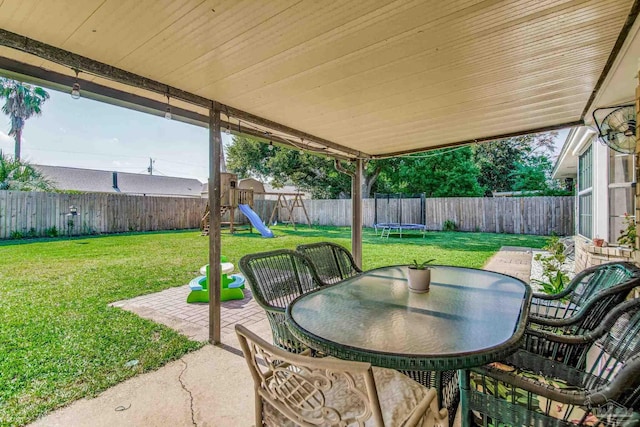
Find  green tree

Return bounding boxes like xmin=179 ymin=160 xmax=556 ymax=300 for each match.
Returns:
xmin=226 ymin=136 xmax=419 ymax=198
xmin=472 ymin=132 xmax=556 ymax=194
xmin=381 ymin=147 xmax=485 ymax=196
xmin=509 ymin=155 xmax=553 ymax=192
xmin=226 ymin=136 xmax=350 ymax=198
xmin=226 ymin=136 xmax=485 ymax=198
xmin=0 ymin=78 xmax=50 ymax=160
xmin=0 ymin=151 xmax=54 ymax=191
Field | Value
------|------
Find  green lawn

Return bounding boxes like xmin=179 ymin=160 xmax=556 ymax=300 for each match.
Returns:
xmin=0 ymin=226 xmax=547 ymax=426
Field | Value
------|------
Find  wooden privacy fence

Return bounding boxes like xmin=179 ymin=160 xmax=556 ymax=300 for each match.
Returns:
xmin=0 ymin=190 xmax=276 ymax=239
xmin=285 ymin=196 xmax=574 ymax=236
xmin=1 ymin=191 xmax=572 ymax=238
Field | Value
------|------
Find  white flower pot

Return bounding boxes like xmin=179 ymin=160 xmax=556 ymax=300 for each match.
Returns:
xmin=408 ymin=268 xmax=431 ymax=293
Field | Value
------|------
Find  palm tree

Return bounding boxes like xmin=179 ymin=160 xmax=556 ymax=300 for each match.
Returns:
xmin=0 ymin=151 xmax=53 ymax=191
xmin=0 ymin=78 xmax=50 ymax=160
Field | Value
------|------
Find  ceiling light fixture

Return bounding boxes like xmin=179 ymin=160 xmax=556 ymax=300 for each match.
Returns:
xmin=264 ymin=132 xmax=274 ymax=151
xmin=70 ymin=69 xmax=81 ymax=99
xmin=164 ymin=93 xmax=172 ymax=120
xmin=224 ymin=107 xmax=231 ymax=134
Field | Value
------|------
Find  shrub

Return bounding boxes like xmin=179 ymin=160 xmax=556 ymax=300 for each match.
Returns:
xmin=617 ymin=213 xmax=637 ymax=250
xmin=534 ymin=271 xmax=567 ymax=296
xmin=10 ymin=230 xmax=24 ymax=239
xmin=533 ymin=234 xmax=570 ymax=294
xmin=443 ymin=219 xmax=457 ymax=231
xmin=0 ymin=151 xmax=55 ymax=191
xmin=81 ymin=222 xmax=96 ymax=235
xmin=45 ymin=226 xmax=58 ymax=237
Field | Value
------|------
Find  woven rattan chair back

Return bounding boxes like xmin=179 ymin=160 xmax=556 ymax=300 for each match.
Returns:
xmin=296 ymin=242 xmax=363 ymax=285
xmin=239 ymin=249 xmax=324 ymax=353
xmin=529 ymin=262 xmax=640 ymax=335
xmin=471 ymin=298 xmax=640 ymax=427
xmin=536 ymin=297 xmax=640 ymax=394
xmin=568 ymin=262 xmax=638 ymax=306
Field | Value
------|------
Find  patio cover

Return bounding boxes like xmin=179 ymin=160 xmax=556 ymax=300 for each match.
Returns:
xmin=0 ymin=0 xmax=637 ymax=158
xmin=1 ymin=0 xmax=638 ymax=343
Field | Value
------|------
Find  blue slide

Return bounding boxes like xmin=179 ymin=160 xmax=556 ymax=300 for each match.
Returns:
xmin=238 ymin=204 xmax=275 ymax=238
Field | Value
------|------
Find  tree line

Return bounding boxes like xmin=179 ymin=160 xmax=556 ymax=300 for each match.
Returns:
xmin=226 ymin=132 xmax=570 ymax=199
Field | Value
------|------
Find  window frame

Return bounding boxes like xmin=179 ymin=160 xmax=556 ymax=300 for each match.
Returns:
xmin=608 ymin=150 xmax=636 ymax=243
xmin=577 ymin=144 xmax=593 ymax=239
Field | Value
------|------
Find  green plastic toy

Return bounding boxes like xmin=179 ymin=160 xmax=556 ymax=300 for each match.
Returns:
xmin=187 ymin=256 xmax=245 ymax=303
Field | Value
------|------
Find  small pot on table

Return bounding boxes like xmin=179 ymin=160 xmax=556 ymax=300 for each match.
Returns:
xmin=408 ymin=267 xmax=431 ymax=293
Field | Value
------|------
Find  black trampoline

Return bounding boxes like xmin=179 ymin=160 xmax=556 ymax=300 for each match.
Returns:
xmin=373 ymin=193 xmax=427 ymax=238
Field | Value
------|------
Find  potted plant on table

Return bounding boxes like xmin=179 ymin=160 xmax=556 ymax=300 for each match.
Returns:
xmin=408 ymin=259 xmax=435 ymax=293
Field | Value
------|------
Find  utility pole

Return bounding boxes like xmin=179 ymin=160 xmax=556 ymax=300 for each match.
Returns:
xmin=147 ymin=158 xmax=155 ymax=175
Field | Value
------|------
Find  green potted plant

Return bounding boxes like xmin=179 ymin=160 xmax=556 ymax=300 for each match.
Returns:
xmin=408 ymin=259 xmax=435 ymax=293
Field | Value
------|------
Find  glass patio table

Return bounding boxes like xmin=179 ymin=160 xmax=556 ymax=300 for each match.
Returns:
xmin=285 ymin=265 xmax=531 ymax=427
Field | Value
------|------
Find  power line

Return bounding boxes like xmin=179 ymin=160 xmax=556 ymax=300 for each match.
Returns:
xmin=17 ymin=147 xmax=208 ymax=172
xmin=22 ymin=146 xmax=152 ymax=159
xmin=152 ymin=168 xmax=168 ymax=176
xmin=400 ymin=145 xmax=468 ymax=158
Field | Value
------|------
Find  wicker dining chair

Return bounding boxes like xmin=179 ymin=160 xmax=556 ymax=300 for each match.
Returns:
xmin=527 ymin=262 xmax=640 ymax=339
xmin=236 ymin=324 xmax=449 ymax=427
xmin=239 ymin=249 xmax=325 ymax=353
xmin=296 ymin=241 xmax=363 ymax=285
xmin=467 ymin=297 xmax=640 ymax=427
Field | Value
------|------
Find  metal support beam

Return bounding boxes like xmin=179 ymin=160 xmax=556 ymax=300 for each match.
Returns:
xmin=225 ymin=105 xmax=365 ymax=159
xmin=371 ymin=121 xmax=584 ymax=158
xmin=0 ymin=57 xmax=355 ymax=162
xmin=0 ymin=29 xmax=363 ymax=160
xmin=0 ymin=37 xmax=587 ymax=159
xmin=351 ymin=159 xmax=363 ymax=268
xmin=581 ymin=0 xmax=640 ymax=120
xmin=0 ymin=57 xmax=210 ymax=127
xmin=208 ymin=103 xmax=222 ymax=344
xmin=0 ymin=29 xmax=211 ymax=107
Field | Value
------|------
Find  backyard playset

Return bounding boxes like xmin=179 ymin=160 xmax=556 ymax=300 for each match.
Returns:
xmin=201 ymin=173 xmax=274 ymax=238
xmin=201 ymin=173 xmax=312 ymax=237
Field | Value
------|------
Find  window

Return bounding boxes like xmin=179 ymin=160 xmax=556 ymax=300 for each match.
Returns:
xmin=578 ymin=145 xmax=593 ymax=239
xmin=609 ymin=150 xmax=635 ymax=243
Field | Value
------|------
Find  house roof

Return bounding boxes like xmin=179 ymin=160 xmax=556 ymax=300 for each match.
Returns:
xmin=36 ymin=165 xmax=203 ymax=197
xmin=0 ymin=1 xmax=637 ymax=158
xmin=202 ymin=180 xmax=309 ymax=198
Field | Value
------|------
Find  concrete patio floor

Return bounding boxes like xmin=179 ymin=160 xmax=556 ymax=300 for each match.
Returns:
xmin=29 ymin=247 xmax=532 ymax=427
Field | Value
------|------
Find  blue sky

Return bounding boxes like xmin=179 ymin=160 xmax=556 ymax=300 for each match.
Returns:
xmin=0 ymin=88 xmax=233 ymax=182
xmin=0 ymin=86 xmax=569 ymax=182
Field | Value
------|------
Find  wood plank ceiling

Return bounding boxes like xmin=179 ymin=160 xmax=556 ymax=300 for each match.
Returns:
xmin=0 ymin=0 xmax=635 ymax=157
